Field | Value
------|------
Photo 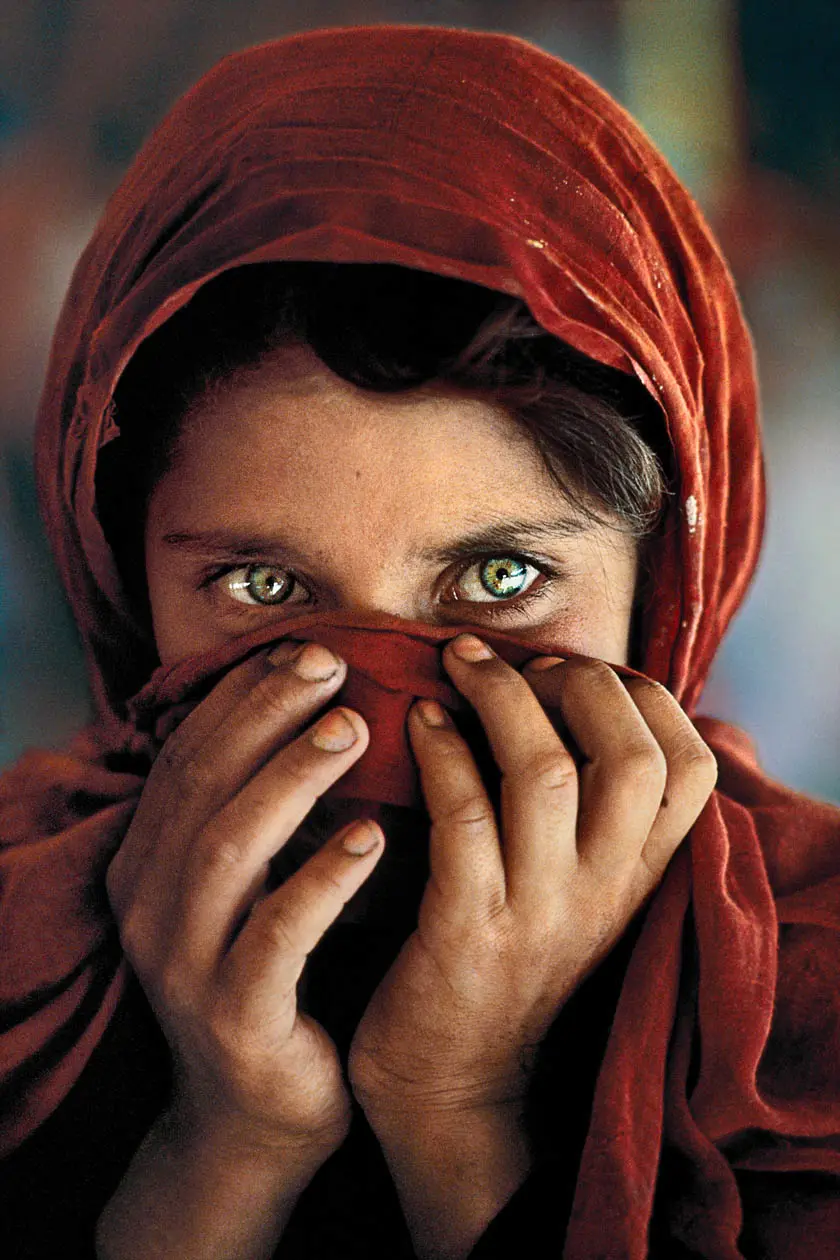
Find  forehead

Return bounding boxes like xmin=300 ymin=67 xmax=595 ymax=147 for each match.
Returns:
xmin=174 ymin=341 xmax=542 ymax=464
xmin=150 ymin=344 xmax=588 ymax=560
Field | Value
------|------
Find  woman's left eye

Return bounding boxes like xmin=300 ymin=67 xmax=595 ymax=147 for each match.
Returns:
xmin=452 ymin=556 xmax=539 ymax=603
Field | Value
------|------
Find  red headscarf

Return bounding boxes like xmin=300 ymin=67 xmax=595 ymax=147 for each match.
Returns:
xmin=2 ymin=26 xmax=838 ymax=1258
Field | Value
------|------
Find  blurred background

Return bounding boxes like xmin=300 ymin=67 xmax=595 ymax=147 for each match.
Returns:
xmin=1 ymin=0 xmax=838 ymax=803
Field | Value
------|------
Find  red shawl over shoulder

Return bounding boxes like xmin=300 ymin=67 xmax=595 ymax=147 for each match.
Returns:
xmin=2 ymin=26 xmax=839 ymax=1258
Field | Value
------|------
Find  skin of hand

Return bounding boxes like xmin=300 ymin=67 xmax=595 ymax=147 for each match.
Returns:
xmin=347 ymin=632 xmax=719 ymax=1120
xmin=104 ymin=639 xmax=384 ymax=1158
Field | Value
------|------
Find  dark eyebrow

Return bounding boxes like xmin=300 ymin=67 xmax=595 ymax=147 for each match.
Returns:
xmin=415 ymin=515 xmax=589 ymax=563
xmin=161 ymin=513 xmax=590 ymax=564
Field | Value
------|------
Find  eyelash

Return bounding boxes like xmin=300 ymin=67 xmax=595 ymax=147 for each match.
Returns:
xmin=198 ymin=553 xmax=566 ymax=622
xmin=448 ymin=556 xmax=563 ymax=621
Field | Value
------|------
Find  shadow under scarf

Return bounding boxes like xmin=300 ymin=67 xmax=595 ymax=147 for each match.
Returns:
xmin=1 ymin=25 xmax=839 ymax=1259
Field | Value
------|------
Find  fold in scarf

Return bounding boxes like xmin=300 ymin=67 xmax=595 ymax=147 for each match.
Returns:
xmin=3 ymin=25 xmax=839 ymax=1258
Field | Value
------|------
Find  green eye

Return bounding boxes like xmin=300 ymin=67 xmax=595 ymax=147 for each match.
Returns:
xmin=227 ymin=564 xmax=292 ymax=606
xmin=453 ymin=555 xmax=538 ymax=604
xmin=478 ymin=556 xmax=529 ymax=597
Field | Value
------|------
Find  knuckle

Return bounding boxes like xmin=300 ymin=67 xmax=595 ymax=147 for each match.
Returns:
xmin=442 ymin=795 xmax=496 ymax=832
xmin=307 ymin=864 xmax=350 ymax=902
xmin=522 ymin=748 xmax=577 ymax=792
xmin=677 ymin=739 xmax=719 ymax=788
xmin=192 ymin=829 xmax=249 ymax=878
xmin=252 ymin=905 xmax=303 ymax=958
xmin=493 ymin=662 xmax=526 ymax=688
xmin=475 ymin=661 xmax=526 ymax=699
xmin=118 ymin=909 xmax=152 ymax=968
xmin=252 ymin=671 xmax=300 ymax=721
xmin=626 ymin=671 xmax=666 ymax=690
xmin=626 ymin=675 xmax=670 ymax=704
xmin=620 ymin=741 xmax=668 ymax=788
xmin=271 ymin=754 xmax=319 ymax=800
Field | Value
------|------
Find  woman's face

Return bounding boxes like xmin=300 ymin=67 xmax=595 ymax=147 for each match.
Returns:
xmin=144 ymin=344 xmax=639 ymax=665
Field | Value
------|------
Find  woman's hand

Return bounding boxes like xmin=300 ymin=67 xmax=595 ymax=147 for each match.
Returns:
xmin=105 ymin=640 xmax=384 ymax=1158
xmin=348 ymin=634 xmax=718 ymax=1118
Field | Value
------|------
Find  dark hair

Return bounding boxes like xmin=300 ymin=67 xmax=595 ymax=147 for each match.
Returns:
xmin=97 ymin=262 xmax=672 ymax=632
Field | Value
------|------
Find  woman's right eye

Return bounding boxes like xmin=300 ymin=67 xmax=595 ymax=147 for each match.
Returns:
xmin=219 ymin=563 xmax=299 ymax=607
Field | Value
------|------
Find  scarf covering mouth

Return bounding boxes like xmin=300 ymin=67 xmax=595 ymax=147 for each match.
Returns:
xmin=2 ymin=25 xmax=839 ymax=1258
xmin=125 ymin=611 xmax=643 ymax=810
xmin=127 ymin=615 xmax=646 ymax=932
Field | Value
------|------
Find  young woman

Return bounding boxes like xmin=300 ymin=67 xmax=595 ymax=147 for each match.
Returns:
xmin=1 ymin=25 xmax=837 ymax=1260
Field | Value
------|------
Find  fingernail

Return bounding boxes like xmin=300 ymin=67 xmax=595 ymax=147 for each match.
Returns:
xmin=450 ymin=633 xmax=494 ymax=662
xmin=269 ymin=640 xmax=341 ymax=681
xmin=525 ymin=656 xmax=565 ymax=672
xmin=416 ymin=699 xmax=452 ymax=728
xmin=291 ymin=643 xmax=342 ymax=681
xmin=310 ymin=709 xmax=359 ymax=751
xmin=341 ymin=821 xmax=381 ymax=856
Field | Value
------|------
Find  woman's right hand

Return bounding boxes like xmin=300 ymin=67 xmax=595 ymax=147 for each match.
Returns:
xmin=105 ymin=640 xmax=383 ymax=1158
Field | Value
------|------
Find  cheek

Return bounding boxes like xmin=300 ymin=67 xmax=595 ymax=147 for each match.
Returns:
xmin=553 ymin=551 xmax=638 ymax=664
xmin=150 ymin=595 xmax=233 ymax=665
xmin=143 ymin=548 xmax=219 ymax=665
xmin=547 ymin=611 xmax=629 ymax=663
xmin=143 ymin=484 xmax=209 ymax=664
xmin=144 ymin=567 xmax=189 ymax=665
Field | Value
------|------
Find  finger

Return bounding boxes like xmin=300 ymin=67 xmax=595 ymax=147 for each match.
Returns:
xmin=108 ymin=649 xmax=279 ymax=915
xmin=116 ymin=643 xmax=349 ymax=911
xmin=172 ymin=706 xmax=371 ymax=976
xmin=149 ymin=641 xmax=348 ymax=824
xmin=152 ymin=642 xmax=297 ymax=766
xmin=621 ymin=677 xmax=718 ymax=886
xmin=222 ymin=818 xmax=384 ymax=1025
xmin=546 ymin=658 xmax=667 ymax=875
xmin=441 ymin=636 xmax=579 ymax=903
xmin=407 ymin=700 xmax=505 ymax=920
xmin=519 ymin=655 xmax=585 ymax=766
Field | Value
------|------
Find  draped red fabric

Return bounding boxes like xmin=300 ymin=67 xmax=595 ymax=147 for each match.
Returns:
xmin=2 ymin=24 xmax=839 ymax=1257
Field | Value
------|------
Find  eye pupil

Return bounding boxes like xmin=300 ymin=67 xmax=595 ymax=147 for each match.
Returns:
xmin=480 ymin=557 xmax=528 ymax=598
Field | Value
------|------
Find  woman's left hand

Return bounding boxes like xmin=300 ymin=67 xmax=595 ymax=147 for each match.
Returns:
xmin=348 ymin=633 xmax=718 ymax=1119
